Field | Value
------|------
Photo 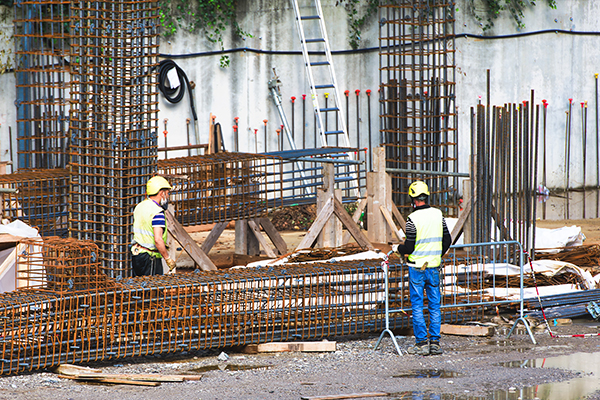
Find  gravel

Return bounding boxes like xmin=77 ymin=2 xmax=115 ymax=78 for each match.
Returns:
xmin=1 ymin=319 xmax=599 ymax=400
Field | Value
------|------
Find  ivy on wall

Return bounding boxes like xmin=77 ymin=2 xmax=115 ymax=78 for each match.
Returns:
xmin=335 ymin=0 xmax=378 ymax=50
xmin=468 ymin=0 xmax=557 ymax=31
xmin=158 ymin=0 xmax=251 ymax=68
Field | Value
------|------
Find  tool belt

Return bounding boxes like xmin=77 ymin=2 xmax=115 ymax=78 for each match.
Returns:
xmin=131 ymin=243 xmax=160 ymax=257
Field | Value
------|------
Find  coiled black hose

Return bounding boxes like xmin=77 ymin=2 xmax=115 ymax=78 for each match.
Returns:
xmin=157 ymin=59 xmax=198 ymax=121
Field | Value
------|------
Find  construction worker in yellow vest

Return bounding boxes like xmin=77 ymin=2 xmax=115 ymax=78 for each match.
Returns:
xmin=131 ymin=176 xmax=177 ymax=276
xmin=393 ymin=180 xmax=451 ymax=356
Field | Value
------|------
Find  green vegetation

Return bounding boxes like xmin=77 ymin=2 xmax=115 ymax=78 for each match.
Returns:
xmin=158 ymin=0 xmax=251 ymax=68
xmin=335 ymin=0 xmax=378 ymax=50
xmin=468 ymin=0 xmax=557 ymax=31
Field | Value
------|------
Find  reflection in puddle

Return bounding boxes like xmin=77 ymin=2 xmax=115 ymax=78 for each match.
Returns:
xmin=190 ymin=364 xmax=269 ymax=373
xmin=391 ymin=352 xmax=600 ymax=399
xmin=497 ymin=351 xmax=600 ymax=400
xmin=393 ymin=369 xmax=461 ymax=379
xmin=391 ymin=393 xmax=484 ymax=399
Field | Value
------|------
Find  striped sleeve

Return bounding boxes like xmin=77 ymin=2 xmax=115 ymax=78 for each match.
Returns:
xmin=395 ymin=218 xmax=416 ymax=255
xmin=151 ymin=211 xmax=166 ymax=228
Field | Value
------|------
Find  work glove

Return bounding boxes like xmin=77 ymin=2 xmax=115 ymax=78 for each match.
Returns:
xmin=392 ymin=244 xmax=399 ymax=253
xmin=165 ymin=257 xmax=176 ymax=272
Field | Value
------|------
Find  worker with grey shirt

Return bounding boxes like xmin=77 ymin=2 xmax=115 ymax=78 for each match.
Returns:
xmin=393 ymin=181 xmax=451 ymax=356
xmin=131 ymin=176 xmax=177 ymax=276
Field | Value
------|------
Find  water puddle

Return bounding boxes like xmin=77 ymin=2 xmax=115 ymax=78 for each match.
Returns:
xmin=497 ymin=351 xmax=600 ymax=400
xmin=393 ymin=369 xmax=462 ymax=379
xmin=389 ymin=351 xmax=600 ymax=399
xmin=189 ymin=364 xmax=269 ymax=373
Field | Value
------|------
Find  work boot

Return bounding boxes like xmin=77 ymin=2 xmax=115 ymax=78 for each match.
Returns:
xmin=407 ymin=342 xmax=429 ymax=356
xmin=429 ymin=341 xmax=443 ymax=355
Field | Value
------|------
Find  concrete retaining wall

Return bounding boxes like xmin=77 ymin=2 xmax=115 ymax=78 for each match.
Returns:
xmin=0 ymin=1 xmax=598 ymax=192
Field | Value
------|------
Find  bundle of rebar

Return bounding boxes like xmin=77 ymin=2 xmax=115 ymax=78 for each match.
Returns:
xmin=158 ymin=153 xmax=282 ymax=225
xmin=14 ymin=0 xmax=70 ymax=170
xmin=535 ymin=245 xmax=600 ymax=270
xmin=469 ymin=87 xmax=540 ymax=251
xmin=67 ymin=0 xmax=160 ymax=277
xmin=0 ymin=237 xmax=487 ymax=376
xmin=379 ymin=1 xmax=458 ymax=216
xmin=0 ymin=169 xmax=69 ymax=236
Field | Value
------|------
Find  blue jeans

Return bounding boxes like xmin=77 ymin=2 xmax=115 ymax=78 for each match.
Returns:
xmin=409 ymin=266 xmax=441 ymax=344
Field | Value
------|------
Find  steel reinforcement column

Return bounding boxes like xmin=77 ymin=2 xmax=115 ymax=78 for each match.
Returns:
xmin=68 ymin=0 xmax=159 ymax=277
xmin=14 ymin=0 xmax=70 ymax=170
xmin=379 ymin=0 xmax=458 ymax=216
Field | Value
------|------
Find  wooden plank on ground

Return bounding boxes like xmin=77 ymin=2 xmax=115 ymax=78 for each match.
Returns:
xmin=200 ymin=221 xmax=228 ymax=253
xmin=332 ymin=197 xmax=373 ymax=251
xmin=57 ymin=371 xmax=202 ymax=382
xmin=243 ymin=341 xmax=336 ymax=354
xmin=55 ymin=364 xmax=102 ymax=375
xmin=165 ymin=210 xmax=217 ymax=271
xmin=58 ymin=374 xmax=161 ymax=386
xmin=301 ymin=392 xmax=389 ymax=400
xmin=441 ymin=324 xmax=494 ymax=337
xmin=259 ymin=218 xmax=287 ymax=255
xmin=247 ymin=219 xmax=277 ymax=258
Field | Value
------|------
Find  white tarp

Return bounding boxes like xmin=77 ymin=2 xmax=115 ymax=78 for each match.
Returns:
xmin=445 ymin=218 xmax=585 ymax=251
xmin=0 ymin=220 xmax=40 ymax=293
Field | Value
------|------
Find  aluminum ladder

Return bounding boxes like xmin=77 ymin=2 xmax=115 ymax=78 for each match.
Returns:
xmin=291 ymin=0 xmax=351 ymax=150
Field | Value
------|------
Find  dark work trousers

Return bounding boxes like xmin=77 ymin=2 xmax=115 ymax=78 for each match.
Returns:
xmin=132 ymin=252 xmax=164 ymax=276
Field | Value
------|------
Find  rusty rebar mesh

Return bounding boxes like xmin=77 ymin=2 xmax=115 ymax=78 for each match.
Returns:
xmin=15 ymin=237 xmax=119 ymax=294
xmin=67 ymin=0 xmax=160 ymax=278
xmin=14 ymin=0 xmax=71 ymax=170
xmin=0 ymin=169 xmax=69 ymax=236
xmin=0 ymin=238 xmax=500 ymax=375
xmin=158 ymin=153 xmax=283 ymax=225
xmin=379 ymin=1 xmax=458 ymax=216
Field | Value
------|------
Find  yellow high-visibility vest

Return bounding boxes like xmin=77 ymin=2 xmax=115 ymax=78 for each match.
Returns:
xmin=407 ymin=207 xmax=443 ymax=268
xmin=132 ymin=198 xmax=167 ymax=257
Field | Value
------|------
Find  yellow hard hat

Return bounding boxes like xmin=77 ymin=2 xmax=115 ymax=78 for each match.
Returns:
xmin=408 ymin=181 xmax=430 ymax=198
xmin=147 ymin=176 xmax=172 ymax=196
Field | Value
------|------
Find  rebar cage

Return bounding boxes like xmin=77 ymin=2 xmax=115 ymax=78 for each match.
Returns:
xmin=67 ymin=0 xmax=161 ymax=277
xmin=158 ymin=153 xmax=283 ymax=225
xmin=14 ymin=0 xmax=70 ymax=170
xmin=379 ymin=0 xmax=458 ymax=216
xmin=0 ymin=237 xmax=522 ymax=376
xmin=0 ymin=169 xmax=69 ymax=237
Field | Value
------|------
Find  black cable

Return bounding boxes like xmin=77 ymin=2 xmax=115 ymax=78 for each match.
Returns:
xmin=158 ymin=29 xmax=600 ymax=60
xmin=157 ymin=59 xmax=197 ymax=121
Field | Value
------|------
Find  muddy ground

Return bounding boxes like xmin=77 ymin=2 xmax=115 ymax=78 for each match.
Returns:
xmin=3 ymin=217 xmax=600 ymax=400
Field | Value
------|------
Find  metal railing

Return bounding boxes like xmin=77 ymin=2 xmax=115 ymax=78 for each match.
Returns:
xmin=376 ymin=240 xmax=536 ymax=354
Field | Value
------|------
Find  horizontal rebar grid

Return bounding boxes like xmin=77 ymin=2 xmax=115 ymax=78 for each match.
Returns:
xmin=14 ymin=0 xmax=70 ymax=170
xmin=0 ymin=238 xmax=500 ymax=375
xmin=0 ymin=169 xmax=69 ymax=236
xmin=379 ymin=1 xmax=458 ymax=216
xmin=158 ymin=153 xmax=283 ymax=225
xmin=68 ymin=0 xmax=160 ymax=277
